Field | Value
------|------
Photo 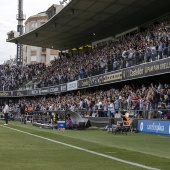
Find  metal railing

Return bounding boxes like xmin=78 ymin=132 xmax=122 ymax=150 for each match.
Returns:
xmin=8 ymin=108 xmax=168 ymax=120
xmin=74 ymin=108 xmax=170 ymax=120
xmin=1 ymin=108 xmax=169 ymax=130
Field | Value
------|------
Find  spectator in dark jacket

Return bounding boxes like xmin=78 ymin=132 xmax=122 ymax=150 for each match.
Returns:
xmin=20 ymin=103 xmax=26 ymax=124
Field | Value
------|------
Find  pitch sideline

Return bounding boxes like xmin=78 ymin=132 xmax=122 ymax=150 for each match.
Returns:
xmin=0 ymin=125 xmax=160 ymax=170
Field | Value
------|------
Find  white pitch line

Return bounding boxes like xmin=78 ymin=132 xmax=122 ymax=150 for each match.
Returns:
xmin=0 ymin=125 xmax=161 ymax=170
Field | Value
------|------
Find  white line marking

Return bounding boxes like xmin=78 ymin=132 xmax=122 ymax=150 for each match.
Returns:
xmin=0 ymin=125 xmax=161 ymax=170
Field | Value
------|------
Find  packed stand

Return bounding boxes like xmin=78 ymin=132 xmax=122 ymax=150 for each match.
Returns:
xmin=32 ymin=20 xmax=170 ymax=88
xmin=14 ymin=82 xmax=170 ymax=119
xmin=0 ymin=63 xmax=47 ymax=91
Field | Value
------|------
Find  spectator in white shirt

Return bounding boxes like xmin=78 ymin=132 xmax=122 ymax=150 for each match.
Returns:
xmin=3 ymin=102 xmax=9 ymax=125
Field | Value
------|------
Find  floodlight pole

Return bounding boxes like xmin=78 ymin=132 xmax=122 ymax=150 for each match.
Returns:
xmin=16 ymin=0 xmax=26 ymax=65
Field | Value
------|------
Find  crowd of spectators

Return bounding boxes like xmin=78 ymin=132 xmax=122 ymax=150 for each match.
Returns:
xmin=0 ymin=63 xmax=46 ymax=91
xmin=9 ymin=82 xmax=170 ymax=119
xmin=1 ymin=21 xmax=170 ymax=91
xmin=32 ymin=20 xmax=170 ymax=88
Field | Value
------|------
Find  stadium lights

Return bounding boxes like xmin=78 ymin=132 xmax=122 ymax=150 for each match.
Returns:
xmin=85 ymin=45 xmax=92 ymax=48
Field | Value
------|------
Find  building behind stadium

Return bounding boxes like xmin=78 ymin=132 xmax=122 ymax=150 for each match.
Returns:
xmin=23 ymin=4 xmax=63 ymax=65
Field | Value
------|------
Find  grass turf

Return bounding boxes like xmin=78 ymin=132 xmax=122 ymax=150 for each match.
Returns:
xmin=0 ymin=121 xmax=170 ymax=170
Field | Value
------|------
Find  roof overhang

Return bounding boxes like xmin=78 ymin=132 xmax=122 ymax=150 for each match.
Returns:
xmin=7 ymin=0 xmax=170 ymax=50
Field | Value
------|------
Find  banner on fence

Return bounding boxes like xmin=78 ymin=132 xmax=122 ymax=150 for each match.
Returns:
xmin=138 ymin=120 xmax=170 ymax=135
xmin=67 ymin=81 xmax=78 ymax=91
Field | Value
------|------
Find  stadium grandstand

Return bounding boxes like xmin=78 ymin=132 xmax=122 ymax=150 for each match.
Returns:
xmin=0 ymin=1 xmax=170 ymax=169
xmin=2 ymin=0 xmax=170 ymax=122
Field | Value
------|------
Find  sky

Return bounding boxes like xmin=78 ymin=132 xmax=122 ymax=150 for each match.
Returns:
xmin=0 ymin=0 xmax=62 ymax=64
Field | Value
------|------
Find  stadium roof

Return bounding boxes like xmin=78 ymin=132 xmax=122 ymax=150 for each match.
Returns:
xmin=7 ymin=0 xmax=170 ymax=50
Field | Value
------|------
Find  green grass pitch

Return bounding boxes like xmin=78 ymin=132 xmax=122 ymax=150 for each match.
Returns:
xmin=0 ymin=121 xmax=170 ymax=170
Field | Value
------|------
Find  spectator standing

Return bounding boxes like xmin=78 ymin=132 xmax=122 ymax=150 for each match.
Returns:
xmin=121 ymin=96 xmax=128 ymax=110
xmin=114 ymin=97 xmax=119 ymax=113
xmin=168 ymin=39 xmax=170 ymax=57
xmin=98 ymin=101 xmax=103 ymax=117
xmin=3 ymin=102 xmax=9 ymax=125
xmin=20 ymin=103 xmax=26 ymax=124
xmin=158 ymin=40 xmax=163 ymax=59
xmin=145 ymin=47 xmax=151 ymax=62
xmin=151 ymin=46 xmax=157 ymax=61
xmin=153 ymin=90 xmax=160 ymax=109
xmin=103 ymin=100 xmax=108 ymax=117
xmin=109 ymin=100 xmax=115 ymax=117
